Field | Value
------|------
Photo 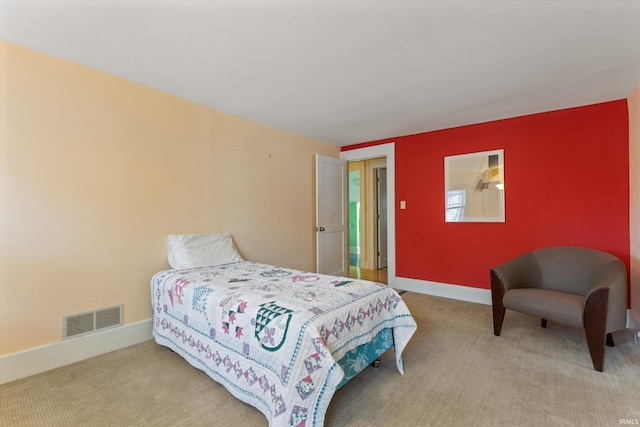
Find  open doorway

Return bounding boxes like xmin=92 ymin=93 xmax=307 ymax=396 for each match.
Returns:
xmin=348 ymin=157 xmax=388 ymax=284
xmin=340 ymin=143 xmax=396 ymax=287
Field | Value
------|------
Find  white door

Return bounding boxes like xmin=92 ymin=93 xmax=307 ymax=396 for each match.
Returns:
xmin=315 ymin=154 xmax=348 ymax=276
xmin=376 ymin=168 xmax=388 ymax=269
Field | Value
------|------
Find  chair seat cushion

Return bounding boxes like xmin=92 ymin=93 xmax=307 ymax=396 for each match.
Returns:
xmin=503 ymin=288 xmax=585 ymax=328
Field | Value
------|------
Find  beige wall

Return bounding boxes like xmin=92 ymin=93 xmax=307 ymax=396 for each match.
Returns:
xmin=629 ymin=82 xmax=640 ymax=329
xmin=0 ymin=41 xmax=339 ymax=356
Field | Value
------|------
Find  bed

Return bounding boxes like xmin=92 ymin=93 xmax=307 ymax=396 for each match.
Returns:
xmin=151 ymin=233 xmax=417 ymax=426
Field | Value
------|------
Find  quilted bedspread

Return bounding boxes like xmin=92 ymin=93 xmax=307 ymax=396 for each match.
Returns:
xmin=151 ymin=261 xmax=417 ymax=426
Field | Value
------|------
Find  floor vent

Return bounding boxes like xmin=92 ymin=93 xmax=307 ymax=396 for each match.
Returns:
xmin=63 ymin=304 xmax=123 ymax=339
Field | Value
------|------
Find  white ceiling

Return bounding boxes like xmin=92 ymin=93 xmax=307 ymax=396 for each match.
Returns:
xmin=2 ymin=0 xmax=640 ymax=146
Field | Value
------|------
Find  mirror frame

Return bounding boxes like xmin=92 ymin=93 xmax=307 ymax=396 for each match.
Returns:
xmin=444 ymin=149 xmax=505 ymax=223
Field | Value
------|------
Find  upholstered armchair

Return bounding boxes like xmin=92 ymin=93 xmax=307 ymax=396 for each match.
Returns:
xmin=490 ymin=246 xmax=627 ymax=372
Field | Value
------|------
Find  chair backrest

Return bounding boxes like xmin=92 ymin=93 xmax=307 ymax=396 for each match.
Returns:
xmin=531 ymin=246 xmax=621 ymax=296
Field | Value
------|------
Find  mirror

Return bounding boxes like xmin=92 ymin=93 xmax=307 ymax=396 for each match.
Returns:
xmin=445 ymin=149 xmax=505 ymax=222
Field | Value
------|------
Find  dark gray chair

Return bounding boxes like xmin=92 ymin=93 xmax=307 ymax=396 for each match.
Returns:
xmin=490 ymin=246 xmax=627 ymax=371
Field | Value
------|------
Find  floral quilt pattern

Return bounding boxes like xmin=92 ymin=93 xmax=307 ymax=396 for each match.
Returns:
xmin=151 ymin=261 xmax=416 ymax=427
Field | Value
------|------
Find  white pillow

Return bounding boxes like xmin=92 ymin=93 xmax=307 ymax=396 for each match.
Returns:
xmin=167 ymin=232 xmax=243 ymax=270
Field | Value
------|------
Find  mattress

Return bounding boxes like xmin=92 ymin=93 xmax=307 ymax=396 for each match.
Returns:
xmin=151 ymin=261 xmax=416 ymax=426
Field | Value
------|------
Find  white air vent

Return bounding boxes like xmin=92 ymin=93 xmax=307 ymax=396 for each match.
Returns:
xmin=63 ymin=305 xmax=123 ymax=339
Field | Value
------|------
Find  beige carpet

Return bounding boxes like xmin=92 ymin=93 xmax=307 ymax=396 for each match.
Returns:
xmin=2 ymin=292 xmax=639 ymax=426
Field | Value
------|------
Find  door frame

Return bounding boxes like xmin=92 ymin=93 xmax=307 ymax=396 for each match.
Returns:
xmin=340 ymin=143 xmax=396 ymax=287
xmin=375 ymin=166 xmax=388 ymax=269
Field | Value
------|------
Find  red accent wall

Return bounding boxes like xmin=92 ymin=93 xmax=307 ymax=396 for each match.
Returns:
xmin=343 ymin=100 xmax=630 ymax=295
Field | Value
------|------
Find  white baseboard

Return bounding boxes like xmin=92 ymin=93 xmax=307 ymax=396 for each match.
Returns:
xmin=395 ymin=276 xmax=634 ymax=329
xmin=1 ymin=280 xmax=634 ymax=385
xmin=395 ymin=276 xmax=492 ymax=305
xmin=628 ymin=310 xmax=640 ymax=330
xmin=0 ymin=319 xmax=153 ymax=385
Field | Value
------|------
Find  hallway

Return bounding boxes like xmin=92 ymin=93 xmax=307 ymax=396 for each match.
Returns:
xmin=349 ymin=266 xmax=387 ymax=285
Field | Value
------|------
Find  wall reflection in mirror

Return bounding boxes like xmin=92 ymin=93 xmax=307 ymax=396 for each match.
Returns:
xmin=445 ymin=149 xmax=505 ymax=222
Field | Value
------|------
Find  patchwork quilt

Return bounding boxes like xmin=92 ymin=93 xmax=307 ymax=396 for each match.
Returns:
xmin=151 ymin=261 xmax=417 ymax=426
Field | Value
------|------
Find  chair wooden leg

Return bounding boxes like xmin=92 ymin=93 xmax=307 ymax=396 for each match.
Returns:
xmin=584 ymin=287 xmax=609 ymax=372
xmin=493 ymin=306 xmax=505 ymax=336
xmin=490 ymin=271 xmax=505 ymax=336
xmin=606 ymin=333 xmax=614 ymax=347
xmin=541 ymin=319 xmax=547 ymax=328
